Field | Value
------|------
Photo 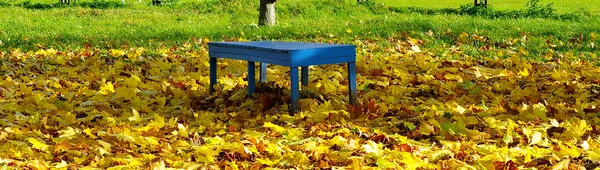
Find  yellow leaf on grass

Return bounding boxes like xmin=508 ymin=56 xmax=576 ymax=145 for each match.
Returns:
xmin=110 ymin=49 xmax=126 ymax=57
xmin=518 ymin=68 xmax=529 ymax=77
xmin=263 ymin=122 xmax=286 ymax=134
xmin=26 ymin=137 xmax=48 ymax=151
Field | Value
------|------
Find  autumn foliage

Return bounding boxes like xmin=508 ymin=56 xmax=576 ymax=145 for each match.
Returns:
xmin=0 ymin=35 xmax=599 ymax=169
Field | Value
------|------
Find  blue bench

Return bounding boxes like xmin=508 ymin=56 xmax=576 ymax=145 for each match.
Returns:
xmin=208 ymin=41 xmax=358 ymax=112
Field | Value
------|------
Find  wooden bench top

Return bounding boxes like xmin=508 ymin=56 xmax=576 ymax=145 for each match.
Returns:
xmin=208 ymin=41 xmax=356 ymax=67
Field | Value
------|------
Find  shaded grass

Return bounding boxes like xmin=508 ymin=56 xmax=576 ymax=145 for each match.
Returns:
xmin=4 ymin=0 xmax=600 ymax=13
xmin=377 ymin=0 xmax=600 ymax=13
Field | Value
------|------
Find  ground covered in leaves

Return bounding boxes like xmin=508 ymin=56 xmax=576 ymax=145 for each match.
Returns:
xmin=1 ymin=36 xmax=600 ymax=169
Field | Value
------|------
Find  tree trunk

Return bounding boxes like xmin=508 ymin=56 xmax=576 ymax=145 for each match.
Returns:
xmin=259 ymin=0 xmax=276 ymax=26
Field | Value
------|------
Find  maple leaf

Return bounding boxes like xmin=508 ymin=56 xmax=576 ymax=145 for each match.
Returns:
xmin=98 ymin=80 xmax=115 ymax=95
xmin=26 ymin=137 xmax=48 ymax=151
xmin=263 ymin=122 xmax=286 ymax=134
xmin=128 ymin=108 xmax=142 ymax=122
xmin=361 ymin=140 xmax=380 ymax=156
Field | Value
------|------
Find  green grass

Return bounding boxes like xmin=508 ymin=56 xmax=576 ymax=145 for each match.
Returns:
xmin=0 ymin=0 xmax=598 ymax=61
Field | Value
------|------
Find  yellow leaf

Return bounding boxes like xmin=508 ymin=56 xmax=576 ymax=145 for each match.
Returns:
xmin=150 ymin=113 xmax=165 ymax=129
xmin=26 ymin=137 xmax=48 ymax=151
xmin=98 ymin=140 xmax=112 ymax=150
xmin=518 ymin=68 xmax=529 ymax=77
xmin=322 ymin=80 xmax=339 ymax=93
xmin=124 ymin=75 xmax=141 ymax=88
xmin=114 ymin=133 xmax=136 ymax=142
xmin=529 ymin=132 xmax=542 ymax=146
xmin=115 ymin=86 xmax=136 ymax=100
xmin=419 ymin=122 xmax=435 ymax=135
xmin=144 ymin=137 xmax=160 ymax=146
xmin=348 ymin=156 xmax=364 ymax=170
xmin=83 ymin=128 xmax=97 ymax=139
xmin=552 ymin=159 xmax=570 ymax=170
xmin=98 ymin=147 xmax=110 ymax=156
xmin=456 ymin=105 xmax=466 ymax=114
xmin=346 ymin=28 xmax=353 ymax=34
xmin=110 ymin=49 xmax=126 ymax=57
xmin=128 ymin=108 xmax=142 ymax=122
xmin=361 ymin=140 xmax=379 ymax=156
xmin=376 ymin=158 xmax=398 ymax=169
xmin=444 ymin=74 xmax=463 ymax=82
xmin=263 ymin=122 xmax=286 ymax=134
xmin=328 ymin=135 xmax=347 ymax=147
xmin=256 ymin=158 xmax=280 ymax=166
xmin=99 ymin=81 xmax=115 ymax=95
xmin=54 ymin=160 xmax=68 ymax=169
xmin=178 ymin=123 xmax=189 ymax=138
xmin=411 ymin=45 xmax=421 ymax=53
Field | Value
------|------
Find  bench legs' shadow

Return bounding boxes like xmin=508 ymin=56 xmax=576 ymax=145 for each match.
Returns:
xmin=258 ymin=63 xmax=309 ymax=85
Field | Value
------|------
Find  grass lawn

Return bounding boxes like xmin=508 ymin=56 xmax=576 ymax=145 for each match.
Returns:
xmin=0 ymin=0 xmax=598 ymax=55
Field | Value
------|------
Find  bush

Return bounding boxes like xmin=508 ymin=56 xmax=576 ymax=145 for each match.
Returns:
xmin=0 ymin=1 xmax=10 ymax=7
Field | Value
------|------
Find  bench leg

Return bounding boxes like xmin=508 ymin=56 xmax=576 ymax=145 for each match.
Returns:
xmin=209 ymin=57 xmax=217 ymax=94
xmin=290 ymin=67 xmax=300 ymax=113
xmin=301 ymin=66 xmax=309 ymax=86
xmin=348 ymin=62 xmax=358 ymax=105
xmin=260 ymin=63 xmax=267 ymax=83
xmin=248 ymin=61 xmax=256 ymax=98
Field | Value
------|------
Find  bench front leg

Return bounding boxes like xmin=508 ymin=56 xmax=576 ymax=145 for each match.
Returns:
xmin=290 ymin=67 xmax=300 ymax=113
xmin=348 ymin=62 xmax=358 ymax=105
xmin=248 ymin=61 xmax=256 ymax=97
xmin=209 ymin=57 xmax=217 ymax=94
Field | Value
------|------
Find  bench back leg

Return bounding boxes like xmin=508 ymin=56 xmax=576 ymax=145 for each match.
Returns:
xmin=301 ymin=66 xmax=309 ymax=86
xmin=248 ymin=61 xmax=256 ymax=97
xmin=348 ymin=62 xmax=358 ymax=105
xmin=260 ymin=63 xmax=267 ymax=82
xmin=290 ymin=67 xmax=300 ymax=113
